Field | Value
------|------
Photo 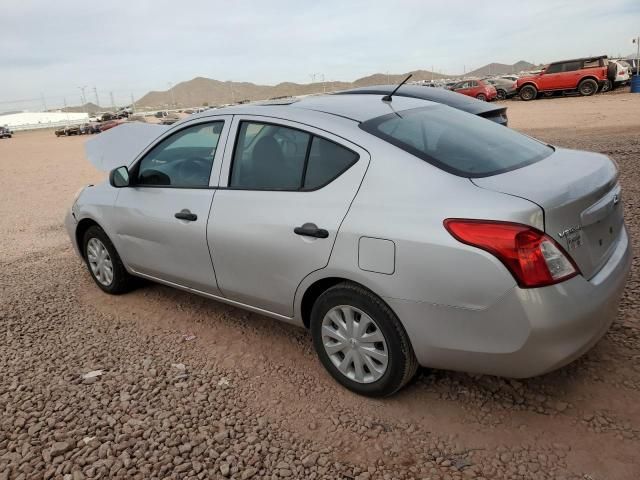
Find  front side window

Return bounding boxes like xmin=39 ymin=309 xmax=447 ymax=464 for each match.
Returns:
xmin=360 ymin=106 xmax=553 ymax=178
xmin=545 ymin=63 xmax=562 ymax=74
xmin=230 ymin=121 xmax=358 ymax=190
xmin=135 ymin=121 xmax=223 ymax=187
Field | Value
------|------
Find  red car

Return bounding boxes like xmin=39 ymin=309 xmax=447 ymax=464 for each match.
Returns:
xmin=516 ymin=56 xmax=609 ymax=101
xmin=449 ymin=79 xmax=497 ymax=101
xmin=98 ymin=120 xmax=121 ymax=132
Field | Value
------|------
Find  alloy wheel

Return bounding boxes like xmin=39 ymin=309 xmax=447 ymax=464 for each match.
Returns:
xmin=321 ymin=305 xmax=388 ymax=383
xmin=86 ymin=237 xmax=114 ymax=286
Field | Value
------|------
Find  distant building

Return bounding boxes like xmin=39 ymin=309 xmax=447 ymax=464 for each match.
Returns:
xmin=0 ymin=111 xmax=88 ymax=129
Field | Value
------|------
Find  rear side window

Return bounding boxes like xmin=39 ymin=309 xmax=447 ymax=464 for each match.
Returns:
xmin=230 ymin=121 xmax=359 ymax=190
xmin=304 ymin=137 xmax=358 ymax=189
xmin=583 ymin=58 xmax=601 ymax=68
xmin=360 ymin=106 xmax=553 ymax=178
xmin=563 ymin=61 xmax=582 ymax=72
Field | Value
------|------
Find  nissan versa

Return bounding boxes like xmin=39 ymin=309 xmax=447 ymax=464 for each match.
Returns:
xmin=66 ymin=93 xmax=631 ymax=397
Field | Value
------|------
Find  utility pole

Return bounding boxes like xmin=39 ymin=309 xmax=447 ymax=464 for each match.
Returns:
xmin=110 ymin=91 xmax=115 ymax=109
xmin=431 ymin=65 xmax=434 ymax=82
xmin=63 ymin=97 xmax=70 ymax=121
xmin=131 ymin=93 xmax=136 ymax=113
xmin=167 ymin=82 xmax=175 ymax=107
xmin=78 ymin=86 xmax=87 ymax=105
xmin=93 ymin=87 xmax=100 ymax=107
xmin=634 ymin=36 xmax=640 ymax=76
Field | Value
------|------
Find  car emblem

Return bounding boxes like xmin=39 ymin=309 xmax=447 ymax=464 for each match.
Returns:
xmin=558 ymin=226 xmax=582 ymax=238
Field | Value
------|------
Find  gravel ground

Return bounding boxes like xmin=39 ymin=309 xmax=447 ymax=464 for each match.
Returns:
xmin=1 ymin=93 xmax=639 ymax=480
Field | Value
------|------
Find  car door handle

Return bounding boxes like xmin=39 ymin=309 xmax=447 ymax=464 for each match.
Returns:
xmin=294 ymin=223 xmax=329 ymax=239
xmin=175 ymin=210 xmax=197 ymax=222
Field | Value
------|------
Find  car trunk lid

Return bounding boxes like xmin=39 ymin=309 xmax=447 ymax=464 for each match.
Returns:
xmin=472 ymin=147 xmax=623 ymax=279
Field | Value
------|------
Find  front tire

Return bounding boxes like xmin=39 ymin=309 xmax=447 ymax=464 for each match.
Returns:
xmin=82 ymin=225 xmax=134 ymax=294
xmin=578 ymin=78 xmax=598 ymax=96
xmin=476 ymin=93 xmax=486 ymax=101
xmin=310 ymin=282 xmax=418 ymax=397
xmin=600 ymin=80 xmax=612 ymax=93
xmin=519 ymin=85 xmax=537 ymax=101
xmin=496 ymin=89 xmax=507 ymax=100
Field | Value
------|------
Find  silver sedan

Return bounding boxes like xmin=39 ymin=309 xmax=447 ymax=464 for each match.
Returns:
xmin=66 ymin=94 xmax=631 ymax=397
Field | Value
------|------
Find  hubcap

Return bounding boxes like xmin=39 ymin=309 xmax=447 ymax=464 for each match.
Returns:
xmin=321 ymin=305 xmax=388 ymax=384
xmin=86 ymin=238 xmax=114 ymax=286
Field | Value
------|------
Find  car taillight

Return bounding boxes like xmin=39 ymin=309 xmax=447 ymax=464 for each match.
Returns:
xmin=443 ymin=219 xmax=579 ymax=288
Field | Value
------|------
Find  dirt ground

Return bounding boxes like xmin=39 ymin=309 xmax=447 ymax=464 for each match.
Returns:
xmin=1 ymin=93 xmax=639 ymax=480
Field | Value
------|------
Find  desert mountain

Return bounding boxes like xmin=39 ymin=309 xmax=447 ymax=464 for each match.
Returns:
xmin=60 ymin=102 xmax=101 ymax=114
xmin=466 ymin=61 xmax=537 ymax=77
xmin=135 ymin=69 xmax=452 ymax=108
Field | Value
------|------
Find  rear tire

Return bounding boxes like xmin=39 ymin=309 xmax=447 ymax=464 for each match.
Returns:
xmin=600 ymin=80 xmax=612 ymax=93
xmin=519 ymin=85 xmax=537 ymax=101
xmin=578 ymin=78 xmax=598 ymax=96
xmin=82 ymin=225 xmax=135 ymax=294
xmin=476 ymin=93 xmax=486 ymax=101
xmin=310 ymin=282 xmax=418 ymax=397
xmin=496 ymin=89 xmax=507 ymax=100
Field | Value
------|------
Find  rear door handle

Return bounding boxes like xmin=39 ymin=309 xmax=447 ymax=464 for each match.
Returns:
xmin=294 ymin=223 xmax=329 ymax=239
xmin=175 ymin=210 xmax=197 ymax=222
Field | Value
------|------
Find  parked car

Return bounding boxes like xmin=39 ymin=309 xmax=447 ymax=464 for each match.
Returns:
xmin=97 ymin=120 xmax=120 ymax=132
xmin=79 ymin=123 xmax=101 ymax=134
xmin=448 ymin=79 xmax=497 ymax=101
xmin=155 ymin=111 xmax=169 ymax=118
xmin=55 ymin=125 xmax=81 ymax=137
xmin=161 ymin=114 xmax=180 ymax=125
xmin=336 ymin=84 xmax=508 ymax=125
xmin=485 ymin=78 xmax=517 ymax=100
xmin=97 ymin=112 xmax=116 ymax=122
xmin=67 ymin=94 xmax=630 ymax=397
xmin=501 ymin=75 xmax=519 ymax=82
xmin=516 ymin=56 xmax=609 ymax=100
xmin=0 ymin=126 xmax=12 ymax=138
xmin=606 ymin=60 xmax=632 ymax=90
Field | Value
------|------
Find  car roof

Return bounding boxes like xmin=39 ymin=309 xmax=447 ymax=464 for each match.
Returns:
xmin=549 ymin=55 xmax=607 ymax=65
xmin=184 ymin=93 xmax=438 ymax=124
xmin=334 ymin=84 xmax=505 ymax=117
xmin=290 ymin=94 xmax=437 ymax=122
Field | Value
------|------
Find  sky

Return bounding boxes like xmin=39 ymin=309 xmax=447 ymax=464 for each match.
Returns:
xmin=1 ymin=0 xmax=639 ymax=112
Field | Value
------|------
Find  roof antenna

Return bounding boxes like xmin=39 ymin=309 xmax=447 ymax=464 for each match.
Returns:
xmin=382 ymin=74 xmax=412 ymax=102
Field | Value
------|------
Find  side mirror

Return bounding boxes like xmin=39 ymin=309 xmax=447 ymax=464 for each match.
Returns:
xmin=109 ymin=166 xmax=130 ymax=188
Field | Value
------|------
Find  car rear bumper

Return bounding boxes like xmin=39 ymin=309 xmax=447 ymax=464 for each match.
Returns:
xmin=386 ymin=226 xmax=631 ymax=378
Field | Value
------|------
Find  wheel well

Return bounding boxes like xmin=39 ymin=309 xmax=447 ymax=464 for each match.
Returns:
xmin=578 ymin=76 xmax=599 ymax=84
xmin=519 ymin=82 xmax=537 ymax=91
xmin=302 ymin=276 xmax=389 ymax=328
xmin=75 ymin=218 xmax=100 ymax=257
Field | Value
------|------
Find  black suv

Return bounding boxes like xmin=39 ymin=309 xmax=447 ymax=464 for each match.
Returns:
xmin=0 ymin=126 xmax=12 ymax=139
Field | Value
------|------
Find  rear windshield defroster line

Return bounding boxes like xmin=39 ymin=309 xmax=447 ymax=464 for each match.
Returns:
xmin=359 ymin=106 xmax=553 ymax=178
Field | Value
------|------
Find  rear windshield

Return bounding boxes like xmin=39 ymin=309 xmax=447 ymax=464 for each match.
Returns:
xmin=360 ymin=106 xmax=553 ymax=177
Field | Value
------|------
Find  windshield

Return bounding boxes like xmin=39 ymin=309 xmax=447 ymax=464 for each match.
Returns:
xmin=360 ymin=105 xmax=553 ymax=177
